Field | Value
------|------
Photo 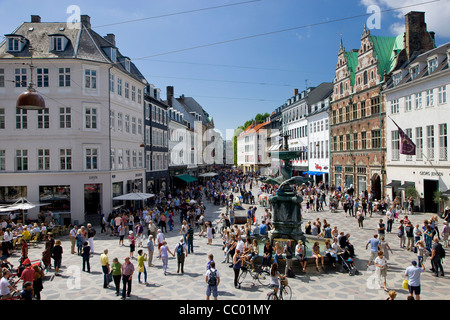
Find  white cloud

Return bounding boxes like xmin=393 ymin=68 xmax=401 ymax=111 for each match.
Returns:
xmin=360 ymin=0 xmax=450 ymax=38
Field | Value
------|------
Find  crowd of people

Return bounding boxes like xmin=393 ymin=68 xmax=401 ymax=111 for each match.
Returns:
xmin=1 ymin=168 xmax=449 ymax=300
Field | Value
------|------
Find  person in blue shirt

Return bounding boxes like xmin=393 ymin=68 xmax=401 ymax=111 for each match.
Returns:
xmin=259 ymin=222 xmax=268 ymax=235
xmin=366 ymin=234 xmax=381 ymax=267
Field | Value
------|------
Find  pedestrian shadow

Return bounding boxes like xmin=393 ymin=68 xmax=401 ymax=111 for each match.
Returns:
xmin=179 ymin=272 xmax=202 ymax=278
xmin=237 ymin=282 xmax=266 ymax=292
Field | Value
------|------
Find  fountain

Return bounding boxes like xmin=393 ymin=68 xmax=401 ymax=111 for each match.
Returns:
xmin=265 ymin=132 xmax=312 ymax=245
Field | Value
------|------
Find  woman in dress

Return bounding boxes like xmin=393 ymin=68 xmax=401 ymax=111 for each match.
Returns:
xmin=312 ymin=241 xmax=324 ymax=271
xmin=206 ymin=221 xmax=213 ymax=245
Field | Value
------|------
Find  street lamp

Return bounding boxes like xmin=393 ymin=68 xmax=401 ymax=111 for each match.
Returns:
xmin=16 ymin=45 xmax=46 ymax=111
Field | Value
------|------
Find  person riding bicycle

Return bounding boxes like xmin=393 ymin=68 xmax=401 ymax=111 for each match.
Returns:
xmin=269 ymin=263 xmax=285 ymax=299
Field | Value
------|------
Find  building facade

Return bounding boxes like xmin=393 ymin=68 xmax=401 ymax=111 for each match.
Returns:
xmin=384 ymin=42 xmax=449 ymax=213
xmin=0 ymin=15 xmax=147 ymax=224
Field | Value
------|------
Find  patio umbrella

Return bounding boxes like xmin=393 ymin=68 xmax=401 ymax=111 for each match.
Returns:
xmin=1 ymin=197 xmax=50 ymax=224
xmin=112 ymin=192 xmax=155 ymax=201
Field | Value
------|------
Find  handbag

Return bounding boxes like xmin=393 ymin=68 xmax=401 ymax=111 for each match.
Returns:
xmin=107 ymin=272 xmax=113 ymax=283
xmin=402 ymin=279 xmax=408 ymax=290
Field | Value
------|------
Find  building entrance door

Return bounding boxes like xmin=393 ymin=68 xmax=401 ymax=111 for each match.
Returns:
xmin=424 ymin=179 xmax=438 ymax=213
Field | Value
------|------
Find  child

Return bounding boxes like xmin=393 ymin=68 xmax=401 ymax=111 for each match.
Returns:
xmin=20 ymin=281 xmax=34 ymax=301
xmin=128 ymin=231 xmax=136 ymax=259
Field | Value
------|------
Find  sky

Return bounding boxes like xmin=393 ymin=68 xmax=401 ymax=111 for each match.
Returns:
xmin=1 ymin=0 xmax=449 ymax=139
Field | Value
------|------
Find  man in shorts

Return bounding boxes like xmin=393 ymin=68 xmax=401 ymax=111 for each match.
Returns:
xmin=404 ymin=260 xmax=425 ymax=300
xmin=205 ymin=261 xmax=220 ymax=300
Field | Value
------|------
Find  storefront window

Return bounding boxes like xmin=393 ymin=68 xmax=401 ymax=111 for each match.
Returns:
xmin=39 ymin=185 xmax=70 ymax=212
xmin=0 ymin=186 xmax=27 ymax=203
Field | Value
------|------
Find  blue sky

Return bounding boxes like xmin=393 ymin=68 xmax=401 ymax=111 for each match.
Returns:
xmin=1 ymin=0 xmax=449 ymax=138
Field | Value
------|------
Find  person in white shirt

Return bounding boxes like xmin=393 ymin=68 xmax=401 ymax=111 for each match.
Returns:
xmin=236 ymin=235 xmax=245 ymax=254
xmin=0 ymin=268 xmax=19 ymax=299
xmin=156 ymin=229 xmax=165 ymax=257
xmin=374 ymin=250 xmax=388 ymax=292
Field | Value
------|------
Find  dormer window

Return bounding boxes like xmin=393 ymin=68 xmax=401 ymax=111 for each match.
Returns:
xmin=428 ymin=57 xmax=438 ymax=74
xmin=410 ymin=64 xmax=420 ymax=80
xmin=392 ymin=72 xmax=402 ymax=87
xmin=111 ymin=48 xmax=117 ymax=63
xmin=6 ymin=35 xmax=26 ymax=52
xmin=125 ymin=58 xmax=130 ymax=72
xmin=49 ymin=35 xmax=68 ymax=52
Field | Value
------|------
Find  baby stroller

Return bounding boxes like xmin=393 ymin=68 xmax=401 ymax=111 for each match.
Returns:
xmin=338 ymin=249 xmax=358 ymax=276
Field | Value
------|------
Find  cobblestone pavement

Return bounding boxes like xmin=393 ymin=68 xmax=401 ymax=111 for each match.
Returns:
xmin=18 ymin=186 xmax=449 ymax=301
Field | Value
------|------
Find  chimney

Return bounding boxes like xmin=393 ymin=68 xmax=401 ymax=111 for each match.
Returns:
xmin=404 ymin=11 xmax=434 ymax=61
xmin=31 ymin=15 xmax=41 ymax=23
xmin=166 ymin=86 xmax=174 ymax=106
xmin=104 ymin=34 xmax=116 ymax=47
xmin=80 ymin=15 xmax=91 ymax=29
xmin=294 ymin=88 xmax=299 ymax=96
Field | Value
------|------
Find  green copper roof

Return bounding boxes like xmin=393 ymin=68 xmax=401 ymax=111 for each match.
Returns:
xmin=344 ymin=50 xmax=359 ymax=87
xmin=369 ymin=34 xmax=404 ymax=80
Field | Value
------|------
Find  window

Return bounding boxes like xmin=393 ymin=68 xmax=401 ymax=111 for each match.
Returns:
xmin=110 ymin=110 xmax=115 ymax=130
xmin=439 ymin=123 xmax=447 ymax=161
xmin=16 ymin=109 xmax=27 ymax=129
xmin=415 ymin=92 xmax=423 ymax=109
xmin=339 ymin=135 xmax=344 ymax=151
xmin=85 ymin=148 xmax=98 ymax=170
xmin=0 ymin=108 xmax=4 ymax=129
xmin=131 ymin=117 xmax=136 ymax=134
xmin=370 ymin=96 xmax=380 ymax=115
xmin=131 ymin=85 xmax=136 ymax=101
xmin=8 ymin=37 xmax=21 ymax=52
xmin=360 ymin=101 xmax=366 ymax=118
xmin=117 ymin=78 xmax=122 ymax=95
xmin=85 ymin=107 xmax=97 ymax=129
xmin=391 ymin=130 xmax=400 ymax=160
xmin=405 ymin=95 xmax=412 ymax=112
xmin=338 ymin=108 xmax=343 ymax=123
xmin=118 ymin=149 xmax=123 ymax=169
xmin=109 ymin=74 xmax=114 ymax=93
xmin=138 ymin=119 xmax=142 ymax=135
xmin=138 ymin=89 xmax=142 ymax=104
xmin=393 ymin=73 xmax=402 ymax=86
xmin=58 ymin=68 xmax=71 ymax=87
xmin=361 ymin=131 xmax=367 ymax=149
xmin=426 ymin=125 xmax=435 ymax=160
xmin=416 ymin=127 xmax=423 ymax=160
xmin=16 ymin=150 xmax=28 ymax=171
xmin=346 ymin=105 xmax=351 ymax=121
xmin=0 ymin=68 xmax=4 ymax=87
xmin=36 ymin=68 xmax=49 ymax=87
xmin=37 ymin=149 xmax=50 ymax=170
xmin=50 ymin=36 xmax=65 ymax=51
xmin=353 ymin=133 xmax=358 ymax=150
xmin=37 ymin=108 xmax=49 ymax=129
xmin=125 ymin=82 xmax=129 ymax=99
xmin=84 ymin=69 xmax=97 ymax=89
xmin=371 ymin=130 xmax=381 ymax=149
xmin=426 ymin=89 xmax=434 ymax=107
xmin=333 ymin=136 xmax=337 ymax=151
xmin=391 ymin=99 xmax=399 ymax=114
xmin=125 ymin=115 xmax=130 ymax=133
xmin=59 ymin=149 xmax=72 ymax=170
xmin=346 ymin=134 xmax=351 ymax=150
xmin=363 ymin=71 xmax=368 ymax=85
xmin=117 ymin=113 xmax=123 ymax=132
xmin=352 ymin=104 xmax=358 ymax=120
xmin=125 ymin=150 xmax=130 ymax=168
xmin=428 ymin=58 xmax=438 ymax=73
xmin=59 ymin=107 xmax=71 ymax=129
xmin=438 ymin=86 xmax=447 ymax=104
xmin=132 ymin=150 xmax=137 ymax=168
xmin=411 ymin=65 xmax=420 ymax=80
xmin=0 ymin=150 xmax=5 ymax=171
xmin=110 ymin=148 xmax=115 ymax=170
xmin=406 ymin=128 xmax=413 ymax=161
xmin=15 ymin=68 xmax=27 ymax=87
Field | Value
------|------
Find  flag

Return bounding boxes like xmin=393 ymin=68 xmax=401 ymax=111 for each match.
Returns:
xmin=390 ymin=117 xmax=416 ymax=155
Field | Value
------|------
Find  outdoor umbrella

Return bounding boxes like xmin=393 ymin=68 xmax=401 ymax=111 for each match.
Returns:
xmin=112 ymin=192 xmax=155 ymax=201
xmin=0 ymin=197 xmax=50 ymax=224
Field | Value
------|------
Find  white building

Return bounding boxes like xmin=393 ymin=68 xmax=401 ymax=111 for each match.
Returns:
xmin=0 ymin=15 xmax=147 ymax=225
xmin=236 ymin=120 xmax=270 ymax=174
xmin=306 ymin=82 xmax=333 ymax=184
xmin=384 ymin=42 xmax=450 ymax=213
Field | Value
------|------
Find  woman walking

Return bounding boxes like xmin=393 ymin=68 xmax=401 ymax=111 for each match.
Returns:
xmin=232 ymin=249 xmax=243 ymax=289
xmin=137 ymin=249 xmax=148 ymax=284
xmin=159 ymin=240 xmax=175 ymax=275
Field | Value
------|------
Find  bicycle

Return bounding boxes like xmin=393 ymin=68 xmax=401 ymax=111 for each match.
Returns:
xmin=266 ymin=278 xmax=292 ymax=300
xmin=237 ymin=262 xmax=271 ymax=287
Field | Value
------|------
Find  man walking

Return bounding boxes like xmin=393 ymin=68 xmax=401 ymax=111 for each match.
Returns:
xmin=366 ymin=234 xmax=380 ymax=267
xmin=205 ymin=261 xmax=220 ymax=300
xmin=121 ymin=257 xmax=134 ymax=299
xmin=100 ymin=249 xmax=110 ymax=288
xmin=69 ymin=225 xmax=77 ymax=254
xmin=187 ymin=224 xmax=194 ymax=254
xmin=404 ymin=260 xmax=425 ymax=300
xmin=430 ymin=237 xmax=445 ymax=277
xmin=87 ymin=223 xmax=96 ymax=254
xmin=175 ymin=238 xmax=188 ymax=274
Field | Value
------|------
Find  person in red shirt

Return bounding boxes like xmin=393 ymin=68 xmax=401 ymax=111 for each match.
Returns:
xmin=20 ymin=259 xmax=36 ymax=285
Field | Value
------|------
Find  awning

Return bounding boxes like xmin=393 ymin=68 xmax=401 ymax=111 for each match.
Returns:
xmin=305 ymin=171 xmax=324 ymax=176
xmin=385 ymin=181 xmax=401 ymax=188
xmin=398 ymin=181 xmax=415 ymax=190
xmin=268 ymin=144 xmax=282 ymax=151
xmin=176 ymin=174 xmax=198 ymax=183
xmin=442 ymin=189 xmax=450 ymax=197
xmin=198 ymin=172 xmax=218 ymax=178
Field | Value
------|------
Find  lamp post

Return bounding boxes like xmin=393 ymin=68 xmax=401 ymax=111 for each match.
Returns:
xmin=16 ymin=45 xmax=46 ymax=111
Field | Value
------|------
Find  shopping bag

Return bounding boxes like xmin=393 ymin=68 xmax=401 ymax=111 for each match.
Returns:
xmin=402 ymin=279 xmax=408 ymax=290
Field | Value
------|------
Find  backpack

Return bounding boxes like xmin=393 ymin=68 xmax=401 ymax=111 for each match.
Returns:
xmin=176 ymin=243 xmax=184 ymax=256
xmin=208 ymin=270 xmax=217 ymax=286
xmin=439 ymin=243 xmax=446 ymax=258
